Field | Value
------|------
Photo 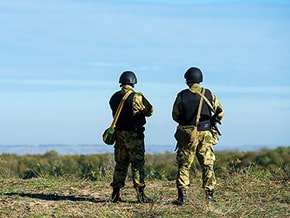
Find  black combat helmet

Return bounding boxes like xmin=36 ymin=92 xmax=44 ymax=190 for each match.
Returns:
xmin=119 ymin=71 xmax=137 ymax=84
xmin=184 ymin=67 xmax=203 ymax=83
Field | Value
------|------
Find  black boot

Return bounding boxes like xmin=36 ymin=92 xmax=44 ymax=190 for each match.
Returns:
xmin=136 ymin=187 xmax=153 ymax=203
xmin=172 ymin=188 xmax=186 ymax=205
xmin=206 ymin=189 xmax=216 ymax=203
xmin=111 ymin=187 xmax=121 ymax=203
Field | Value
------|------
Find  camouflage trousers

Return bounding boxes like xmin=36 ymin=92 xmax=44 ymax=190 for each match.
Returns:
xmin=176 ymin=130 xmax=216 ymax=191
xmin=111 ymin=130 xmax=146 ymax=189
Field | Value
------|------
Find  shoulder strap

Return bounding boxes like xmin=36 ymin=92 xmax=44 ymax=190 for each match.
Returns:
xmin=195 ymin=88 xmax=205 ymax=125
xmin=110 ymin=90 xmax=133 ymax=128
xmin=193 ymin=88 xmax=215 ymax=113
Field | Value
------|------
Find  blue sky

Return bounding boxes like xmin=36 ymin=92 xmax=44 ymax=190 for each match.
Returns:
xmin=1 ymin=0 xmax=290 ymax=152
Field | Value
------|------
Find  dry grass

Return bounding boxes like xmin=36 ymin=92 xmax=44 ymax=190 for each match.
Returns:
xmin=0 ymin=167 xmax=289 ymax=218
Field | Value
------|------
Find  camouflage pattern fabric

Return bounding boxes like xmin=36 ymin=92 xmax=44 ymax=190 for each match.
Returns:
xmin=110 ymin=130 xmax=146 ymax=188
xmin=172 ymin=83 xmax=224 ymax=192
xmin=122 ymin=87 xmax=154 ymax=117
xmin=110 ymin=86 xmax=153 ymax=189
xmin=176 ymin=130 xmax=216 ymax=191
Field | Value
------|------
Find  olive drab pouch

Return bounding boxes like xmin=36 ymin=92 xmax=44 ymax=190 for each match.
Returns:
xmin=174 ymin=125 xmax=197 ymax=145
xmin=102 ymin=127 xmax=116 ymax=145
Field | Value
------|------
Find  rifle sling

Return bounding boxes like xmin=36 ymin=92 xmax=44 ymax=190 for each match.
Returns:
xmin=195 ymin=88 xmax=205 ymax=126
xmin=192 ymin=88 xmax=215 ymax=113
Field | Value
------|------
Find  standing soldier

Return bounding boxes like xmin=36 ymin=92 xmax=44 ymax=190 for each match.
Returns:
xmin=172 ymin=67 xmax=224 ymax=205
xmin=109 ymin=71 xmax=154 ymax=203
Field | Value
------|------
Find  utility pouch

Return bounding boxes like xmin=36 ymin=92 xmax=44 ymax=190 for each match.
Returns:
xmin=102 ymin=127 xmax=116 ymax=145
xmin=174 ymin=125 xmax=197 ymax=145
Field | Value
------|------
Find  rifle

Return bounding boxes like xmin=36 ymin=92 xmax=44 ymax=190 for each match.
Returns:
xmin=211 ymin=106 xmax=222 ymax=136
xmin=211 ymin=120 xmax=222 ymax=136
xmin=193 ymin=89 xmax=223 ymax=136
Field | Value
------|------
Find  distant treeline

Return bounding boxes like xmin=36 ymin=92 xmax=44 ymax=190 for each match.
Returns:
xmin=0 ymin=146 xmax=289 ymax=181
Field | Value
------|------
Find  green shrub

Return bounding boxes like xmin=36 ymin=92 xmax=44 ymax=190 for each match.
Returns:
xmin=0 ymin=146 xmax=289 ymax=182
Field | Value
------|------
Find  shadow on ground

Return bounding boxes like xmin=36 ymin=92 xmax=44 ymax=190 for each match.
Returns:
xmin=4 ymin=192 xmax=107 ymax=203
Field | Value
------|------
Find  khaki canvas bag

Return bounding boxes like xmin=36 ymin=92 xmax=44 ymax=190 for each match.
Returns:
xmin=174 ymin=88 xmax=205 ymax=145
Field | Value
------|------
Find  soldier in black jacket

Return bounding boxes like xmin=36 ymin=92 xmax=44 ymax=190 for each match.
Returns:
xmin=109 ymin=71 xmax=153 ymax=203
xmin=172 ymin=67 xmax=224 ymax=205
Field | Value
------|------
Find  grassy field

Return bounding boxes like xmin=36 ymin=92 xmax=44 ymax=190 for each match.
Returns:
xmin=0 ymin=166 xmax=289 ymax=218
